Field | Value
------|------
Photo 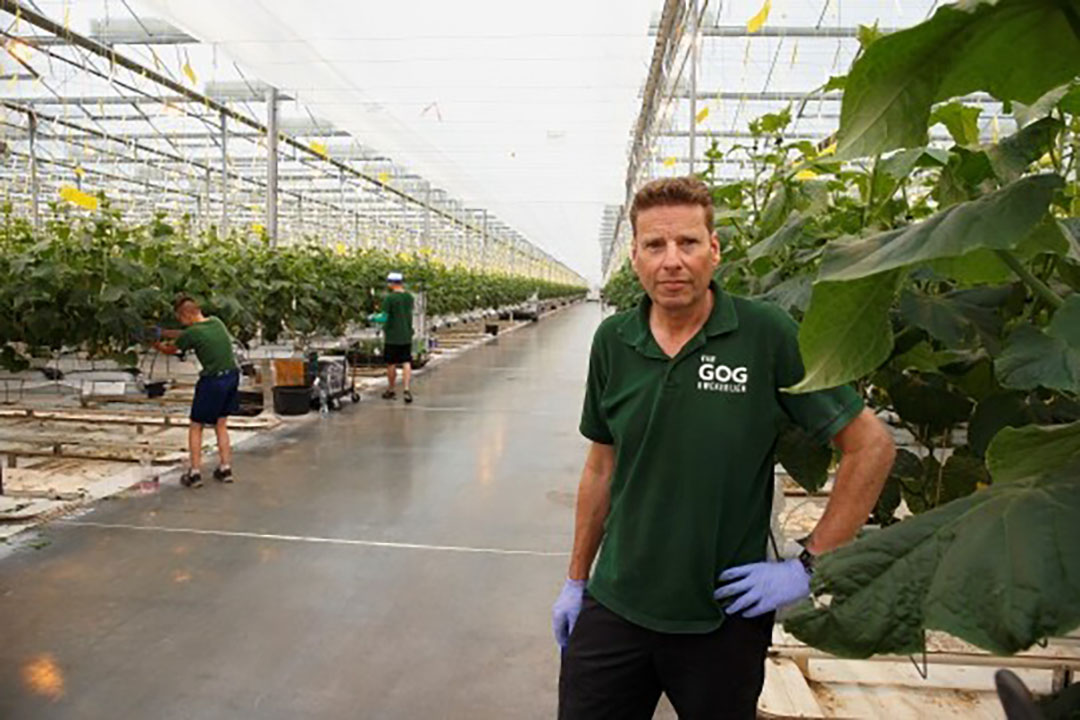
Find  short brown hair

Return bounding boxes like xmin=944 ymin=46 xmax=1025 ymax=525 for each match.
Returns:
xmin=630 ymin=176 xmax=714 ymax=236
xmin=173 ymin=294 xmax=199 ymax=313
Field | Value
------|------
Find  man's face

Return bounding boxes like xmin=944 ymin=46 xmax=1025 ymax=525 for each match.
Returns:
xmin=175 ymin=304 xmax=197 ymax=326
xmin=631 ymin=204 xmax=719 ymax=312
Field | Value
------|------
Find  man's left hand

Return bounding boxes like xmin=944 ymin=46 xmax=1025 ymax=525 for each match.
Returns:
xmin=714 ymin=559 xmax=810 ymax=617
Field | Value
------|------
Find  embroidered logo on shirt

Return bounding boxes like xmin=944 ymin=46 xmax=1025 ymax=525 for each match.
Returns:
xmin=697 ymin=355 xmax=748 ymax=393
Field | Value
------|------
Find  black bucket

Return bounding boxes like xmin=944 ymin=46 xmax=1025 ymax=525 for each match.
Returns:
xmin=145 ymin=380 xmax=167 ymax=398
xmin=273 ymin=385 xmax=311 ymax=415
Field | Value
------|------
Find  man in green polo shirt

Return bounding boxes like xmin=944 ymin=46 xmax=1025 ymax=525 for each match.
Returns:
xmin=380 ymin=271 xmax=415 ymax=404
xmin=153 ymin=295 xmax=240 ymax=488
xmin=553 ymin=177 xmax=896 ymax=719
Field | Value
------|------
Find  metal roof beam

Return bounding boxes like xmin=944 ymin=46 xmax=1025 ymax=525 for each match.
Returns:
xmin=650 ymin=25 xmax=898 ymax=38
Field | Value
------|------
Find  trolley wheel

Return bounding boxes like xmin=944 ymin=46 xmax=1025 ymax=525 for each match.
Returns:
xmin=351 ymin=390 xmax=361 ymax=403
xmin=330 ymin=397 xmax=343 ymax=411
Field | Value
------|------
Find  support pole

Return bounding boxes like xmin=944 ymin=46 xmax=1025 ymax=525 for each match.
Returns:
xmin=688 ymin=0 xmax=699 ymax=176
xmin=203 ymin=168 xmax=211 ymax=230
xmin=265 ymin=87 xmax=279 ymax=246
xmin=481 ymin=210 xmax=489 ymax=271
xmin=220 ymin=110 xmax=228 ymax=232
xmin=28 ymin=112 xmax=39 ymax=229
xmin=423 ymin=183 xmax=432 ymax=253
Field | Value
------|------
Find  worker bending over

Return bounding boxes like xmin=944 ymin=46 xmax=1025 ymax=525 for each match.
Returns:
xmin=154 ymin=295 xmax=240 ymax=488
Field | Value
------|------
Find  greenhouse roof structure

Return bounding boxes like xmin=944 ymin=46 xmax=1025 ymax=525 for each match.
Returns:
xmin=0 ymin=1 xmax=1022 ymax=283
xmin=603 ymin=0 xmax=1020 ymax=277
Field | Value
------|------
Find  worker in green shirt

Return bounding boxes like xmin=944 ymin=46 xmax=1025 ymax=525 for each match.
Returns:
xmin=380 ymin=271 xmax=415 ymax=404
xmin=153 ymin=295 xmax=240 ymax=488
xmin=554 ymin=177 xmax=896 ymax=719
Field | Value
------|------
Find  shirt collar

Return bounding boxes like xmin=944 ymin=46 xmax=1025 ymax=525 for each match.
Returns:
xmin=618 ymin=281 xmax=739 ymax=358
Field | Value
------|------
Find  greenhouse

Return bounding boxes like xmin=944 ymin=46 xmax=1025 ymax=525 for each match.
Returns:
xmin=0 ymin=1 xmax=1077 ymax=718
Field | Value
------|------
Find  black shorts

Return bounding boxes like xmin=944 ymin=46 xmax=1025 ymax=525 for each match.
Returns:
xmin=559 ymin=595 xmax=773 ymax=720
xmin=190 ymin=369 xmax=240 ymax=426
xmin=383 ymin=343 xmax=412 ymax=365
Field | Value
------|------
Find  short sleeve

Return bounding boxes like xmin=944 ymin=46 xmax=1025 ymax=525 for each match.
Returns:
xmin=580 ymin=328 xmax=614 ymax=445
xmin=772 ymin=309 xmax=863 ymax=444
xmin=176 ymin=328 xmax=194 ymax=351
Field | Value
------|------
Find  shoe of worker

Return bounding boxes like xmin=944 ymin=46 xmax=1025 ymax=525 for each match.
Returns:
xmin=180 ymin=470 xmax=203 ymax=488
xmin=382 ymin=389 xmax=396 ymax=400
xmin=213 ymin=466 xmax=234 ymax=484
xmin=404 ymin=390 xmax=413 ymax=404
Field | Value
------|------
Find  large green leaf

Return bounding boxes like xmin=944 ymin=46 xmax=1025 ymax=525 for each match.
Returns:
xmin=996 ymin=325 xmax=1080 ymax=392
xmin=776 ymin=422 xmax=833 ymax=493
xmin=788 ymin=271 xmax=904 ymax=393
xmin=996 ymin=296 xmax=1080 ymax=393
xmin=987 ymin=117 xmax=1064 ymax=183
xmin=969 ymin=392 xmax=1038 ymax=458
xmin=986 ymin=419 xmax=1080 ymax=483
xmin=837 ymin=0 xmax=1080 ymax=158
xmin=820 ymin=174 xmax=1062 ymax=282
xmin=930 ymin=102 xmax=982 ymax=146
xmin=899 ymin=291 xmax=973 ymax=347
xmin=748 ymin=215 xmax=808 ymax=262
xmin=784 ymin=456 xmax=1080 ymax=656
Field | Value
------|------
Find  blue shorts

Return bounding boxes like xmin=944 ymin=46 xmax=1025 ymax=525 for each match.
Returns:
xmin=190 ymin=369 xmax=240 ymax=425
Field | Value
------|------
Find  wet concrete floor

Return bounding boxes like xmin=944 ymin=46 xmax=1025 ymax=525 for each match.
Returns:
xmin=0 ymin=303 xmax=605 ymax=719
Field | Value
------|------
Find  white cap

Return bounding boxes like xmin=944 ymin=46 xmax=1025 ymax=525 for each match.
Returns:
xmin=387 ymin=271 xmax=404 ymax=284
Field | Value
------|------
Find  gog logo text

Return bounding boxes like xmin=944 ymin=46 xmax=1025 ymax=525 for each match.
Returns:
xmin=697 ymin=355 xmax=748 ymax=393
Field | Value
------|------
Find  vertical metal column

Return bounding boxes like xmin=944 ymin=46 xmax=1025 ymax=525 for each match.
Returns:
xmin=265 ymin=87 xmax=279 ymax=246
xmin=423 ymin=184 xmax=432 ymax=253
xmin=339 ymin=169 xmax=346 ymax=243
xmin=203 ymin=168 xmax=211 ymax=230
xmin=688 ymin=0 xmax=699 ymax=176
xmin=481 ymin=210 xmax=489 ymax=271
xmin=220 ymin=110 xmax=229 ymax=232
xmin=28 ymin=113 xmax=39 ymax=230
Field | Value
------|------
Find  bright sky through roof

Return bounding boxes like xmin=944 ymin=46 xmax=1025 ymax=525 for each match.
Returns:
xmin=142 ymin=0 xmax=660 ymax=282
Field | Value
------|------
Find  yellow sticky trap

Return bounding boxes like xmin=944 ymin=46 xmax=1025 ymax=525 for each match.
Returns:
xmin=309 ymin=141 xmax=327 ymax=157
xmin=818 ymin=142 xmax=837 ymax=157
xmin=662 ymin=157 xmax=677 ymax=168
xmin=377 ymin=172 xmax=390 ymax=184
xmin=334 ymin=242 xmax=348 ymax=256
xmin=73 ymin=165 xmax=85 ymax=178
xmin=251 ymin=223 xmax=265 ymax=235
xmin=397 ymin=251 xmax=411 ymax=263
xmin=695 ymin=106 xmax=710 ymax=124
xmin=794 ymin=169 xmax=817 ymax=181
xmin=992 ymin=114 xmax=1000 ymax=143
xmin=747 ymin=0 xmax=772 ymax=33
xmin=182 ymin=61 xmax=197 ymax=86
xmin=59 ymin=186 xmax=98 ymax=210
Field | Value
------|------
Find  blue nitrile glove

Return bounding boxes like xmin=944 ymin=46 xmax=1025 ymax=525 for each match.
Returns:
xmin=552 ymin=578 xmax=587 ymax=649
xmin=714 ymin=559 xmax=810 ymax=617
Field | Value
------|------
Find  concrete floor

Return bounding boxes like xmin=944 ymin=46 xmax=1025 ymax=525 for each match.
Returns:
xmin=0 ymin=304 xmax=605 ymax=719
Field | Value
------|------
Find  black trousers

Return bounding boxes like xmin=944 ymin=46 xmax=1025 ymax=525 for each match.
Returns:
xmin=558 ymin=595 xmax=773 ymax=720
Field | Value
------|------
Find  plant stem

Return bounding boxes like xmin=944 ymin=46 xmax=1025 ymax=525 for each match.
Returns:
xmin=995 ymin=249 xmax=1064 ymax=310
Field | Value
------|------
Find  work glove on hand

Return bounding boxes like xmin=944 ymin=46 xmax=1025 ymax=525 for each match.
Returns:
xmin=369 ymin=312 xmax=387 ymax=324
xmin=552 ymin=579 xmax=586 ymax=649
xmin=713 ymin=559 xmax=810 ymax=618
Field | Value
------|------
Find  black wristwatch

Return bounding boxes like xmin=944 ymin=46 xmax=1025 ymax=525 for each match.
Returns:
xmin=797 ymin=547 xmax=817 ymax=577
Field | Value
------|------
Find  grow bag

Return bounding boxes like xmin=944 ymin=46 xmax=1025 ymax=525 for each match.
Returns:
xmin=272 ymin=385 xmax=311 ymax=415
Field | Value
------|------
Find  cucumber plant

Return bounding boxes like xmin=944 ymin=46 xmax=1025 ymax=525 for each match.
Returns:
xmin=605 ymin=0 xmax=1080 ymax=657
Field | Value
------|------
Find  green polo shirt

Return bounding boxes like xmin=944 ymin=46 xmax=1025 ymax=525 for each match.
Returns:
xmin=580 ymin=285 xmax=863 ymax=633
xmin=382 ymin=291 xmax=414 ymax=346
xmin=176 ymin=317 xmax=238 ymax=377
